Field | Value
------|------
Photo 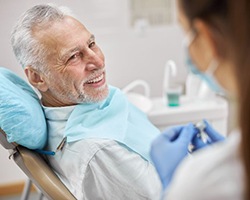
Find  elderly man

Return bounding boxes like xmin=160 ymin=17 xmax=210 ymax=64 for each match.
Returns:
xmin=11 ymin=4 xmax=161 ymax=200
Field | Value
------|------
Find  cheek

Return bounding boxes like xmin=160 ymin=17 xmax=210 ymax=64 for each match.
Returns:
xmin=67 ymin=70 xmax=86 ymax=86
xmin=48 ymin=72 xmax=73 ymax=89
xmin=190 ymin=43 xmax=210 ymax=72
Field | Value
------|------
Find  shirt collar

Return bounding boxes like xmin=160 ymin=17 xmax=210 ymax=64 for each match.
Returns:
xmin=42 ymin=105 xmax=76 ymax=121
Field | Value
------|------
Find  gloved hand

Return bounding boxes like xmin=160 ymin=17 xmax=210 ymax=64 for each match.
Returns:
xmin=192 ymin=119 xmax=225 ymax=151
xmin=150 ymin=123 xmax=197 ymax=189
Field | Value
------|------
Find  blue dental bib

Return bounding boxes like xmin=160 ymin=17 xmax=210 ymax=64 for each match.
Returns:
xmin=64 ymin=86 xmax=160 ymax=162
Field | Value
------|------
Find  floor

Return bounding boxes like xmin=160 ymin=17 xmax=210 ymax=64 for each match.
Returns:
xmin=0 ymin=193 xmax=45 ymax=200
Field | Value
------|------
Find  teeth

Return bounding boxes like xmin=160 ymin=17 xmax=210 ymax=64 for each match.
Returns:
xmin=86 ymin=74 xmax=103 ymax=84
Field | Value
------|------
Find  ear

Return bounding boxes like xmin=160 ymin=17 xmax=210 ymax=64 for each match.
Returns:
xmin=193 ymin=19 xmax=219 ymax=61
xmin=24 ymin=66 xmax=48 ymax=92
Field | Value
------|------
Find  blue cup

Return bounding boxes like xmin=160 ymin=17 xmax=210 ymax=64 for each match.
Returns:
xmin=165 ymin=84 xmax=182 ymax=107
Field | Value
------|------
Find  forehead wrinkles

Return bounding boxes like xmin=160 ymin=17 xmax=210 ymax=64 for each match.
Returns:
xmin=32 ymin=19 xmax=71 ymax=67
xmin=32 ymin=19 xmax=64 ymax=48
xmin=32 ymin=17 xmax=93 ymax=68
xmin=32 ymin=32 xmax=60 ymax=69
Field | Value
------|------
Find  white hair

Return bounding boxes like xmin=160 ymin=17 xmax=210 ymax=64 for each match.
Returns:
xmin=11 ymin=4 xmax=74 ymax=73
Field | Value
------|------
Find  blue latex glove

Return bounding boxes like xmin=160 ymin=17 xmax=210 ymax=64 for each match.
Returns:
xmin=150 ymin=123 xmax=197 ymax=189
xmin=192 ymin=120 xmax=225 ymax=151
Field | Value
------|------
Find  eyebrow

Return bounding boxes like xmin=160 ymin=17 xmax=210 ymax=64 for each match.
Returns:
xmin=60 ymin=34 xmax=96 ymax=61
xmin=88 ymin=34 xmax=95 ymax=44
xmin=60 ymin=46 xmax=81 ymax=62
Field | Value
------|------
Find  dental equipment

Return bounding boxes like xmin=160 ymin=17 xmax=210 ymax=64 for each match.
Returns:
xmin=195 ymin=121 xmax=209 ymax=144
xmin=188 ymin=121 xmax=209 ymax=153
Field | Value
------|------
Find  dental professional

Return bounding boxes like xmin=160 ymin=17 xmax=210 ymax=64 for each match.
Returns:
xmin=150 ymin=0 xmax=250 ymax=199
xmin=11 ymin=4 xmax=162 ymax=200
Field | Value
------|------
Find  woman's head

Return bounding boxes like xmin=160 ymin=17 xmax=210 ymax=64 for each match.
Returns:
xmin=177 ymin=0 xmax=249 ymax=96
xmin=177 ymin=0 xmax=250 ymax=199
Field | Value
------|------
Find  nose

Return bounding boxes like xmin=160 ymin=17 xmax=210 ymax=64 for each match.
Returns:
xmin=85 ymin=50 xmax=104 ymax=71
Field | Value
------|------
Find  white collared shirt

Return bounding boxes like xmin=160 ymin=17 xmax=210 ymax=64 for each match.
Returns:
xmin=43 ymin=106 xmax=161 ymax=200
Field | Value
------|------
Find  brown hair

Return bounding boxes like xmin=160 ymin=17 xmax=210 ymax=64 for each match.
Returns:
xmin=179 ymin=0 xmax=250 ymax=199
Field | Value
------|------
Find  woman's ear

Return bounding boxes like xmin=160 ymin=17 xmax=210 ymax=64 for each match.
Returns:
xmin=24 ymin=66 xmax=48 ymax=92
xmin=193 ymin=19 xmax=219 ymax=61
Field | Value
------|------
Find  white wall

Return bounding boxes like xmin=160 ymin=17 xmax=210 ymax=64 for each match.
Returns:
xmin=0 ymin=0 xmax=186 ymax=184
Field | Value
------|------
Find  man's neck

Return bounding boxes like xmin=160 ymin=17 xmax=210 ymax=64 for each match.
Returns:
xmin=41 ymin=93 xmax=76 ymax=107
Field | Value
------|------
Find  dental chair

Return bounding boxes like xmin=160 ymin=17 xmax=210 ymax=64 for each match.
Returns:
xmin=0 ymin=67 xmax=76 ymax=200
xmin=0 ymin=128 xmax=76 ymax=200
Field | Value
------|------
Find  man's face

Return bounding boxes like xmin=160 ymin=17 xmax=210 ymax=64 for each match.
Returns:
xmin=34 ymin=16 xmax=108 ymax=106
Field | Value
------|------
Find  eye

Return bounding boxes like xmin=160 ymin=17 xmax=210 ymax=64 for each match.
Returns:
xmin=69 ymin=52 xmax=80 ymax=60
xmin=89 ymin=41 xmax=96 ymax=48
xmin=67 ymin=52 xmax=82 ymax=65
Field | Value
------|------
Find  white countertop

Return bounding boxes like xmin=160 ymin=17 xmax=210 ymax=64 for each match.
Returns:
xmin=147 ymin=95 xmax=228 ymax=126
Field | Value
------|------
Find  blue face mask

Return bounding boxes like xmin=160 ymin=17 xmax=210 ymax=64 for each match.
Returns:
xmin=184 ymin=31 xmax=224 ymax=94
xmin=185 ymin=50 xmax=223 ymax=93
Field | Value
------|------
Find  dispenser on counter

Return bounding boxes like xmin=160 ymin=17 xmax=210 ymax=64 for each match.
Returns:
xmin=163 ymin=60 xmax=183 ymax=107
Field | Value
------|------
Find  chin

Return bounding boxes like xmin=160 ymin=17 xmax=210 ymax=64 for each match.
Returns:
xmin=80 ymin=84 xmax=109 ymax=103
xmin=95 ymin=84 xmax=109 ymax=101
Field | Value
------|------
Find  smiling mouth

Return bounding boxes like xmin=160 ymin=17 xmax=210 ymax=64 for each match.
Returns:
xmin=85 ymin=73 xmax=104 ymax=84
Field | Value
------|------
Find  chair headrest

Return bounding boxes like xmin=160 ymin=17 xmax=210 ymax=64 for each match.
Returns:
xmin=0 ymin=67 xmax=47 ymax=149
